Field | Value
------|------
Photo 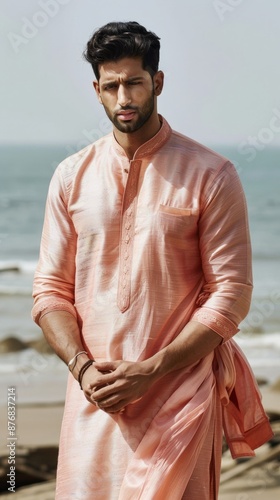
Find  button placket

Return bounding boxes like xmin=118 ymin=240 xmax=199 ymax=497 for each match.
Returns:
xmin=117 ymin=160 xmax=142 ymax=312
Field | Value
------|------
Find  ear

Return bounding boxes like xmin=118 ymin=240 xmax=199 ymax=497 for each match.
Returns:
xmin=93 ymin=81 xmax=103 ymax=104
xmin=153 ymin=70 xmax=164 ymax=96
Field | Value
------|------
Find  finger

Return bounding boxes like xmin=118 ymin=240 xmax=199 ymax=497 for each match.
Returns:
xmin=108 ymin=407 xmax=125 ymax=415
xmin=88 ymin=371 xmax=119 ymax=390
xmin=97 ymin=393 xmax=121 ymax=409
xmin=93 ymin=361 xmax=119 ymax=372
xmin=92 ymin=383 xmax=120 ymax=401
xmin=103 ymin=400 xmax=127 ymax=414
xmin=92 ymin=387 xmax=126 ymax=408
xmin=83 ymin=390 xmax=99 ymax=406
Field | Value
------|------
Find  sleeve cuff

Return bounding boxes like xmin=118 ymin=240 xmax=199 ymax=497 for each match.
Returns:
xmin=32 ymin=300 xmax=77 ymax=326
xmin=191 ymin=307 xmax=238 ymax=342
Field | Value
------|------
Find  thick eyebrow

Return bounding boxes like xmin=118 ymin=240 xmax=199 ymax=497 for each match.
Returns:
xmin=126 ymin=76 xmax=145 ymax=82
xmin=101 ymin=76 xmax=145 ymax=89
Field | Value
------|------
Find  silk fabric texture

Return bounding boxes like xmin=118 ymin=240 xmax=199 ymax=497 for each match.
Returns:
xmin=32 ymin=117 xmax=272 ymax=499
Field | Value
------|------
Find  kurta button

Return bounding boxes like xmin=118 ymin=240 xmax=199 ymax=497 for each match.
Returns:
xmin=117 ymin=158 xmax=141 ymax=312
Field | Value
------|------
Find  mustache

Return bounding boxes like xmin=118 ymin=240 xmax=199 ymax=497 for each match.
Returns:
xmin=117 ymin=106 xmax=138 ymax=111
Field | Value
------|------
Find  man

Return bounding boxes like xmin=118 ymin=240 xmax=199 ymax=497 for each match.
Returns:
xmin=32 ymin=21 xmax=272 ymax=499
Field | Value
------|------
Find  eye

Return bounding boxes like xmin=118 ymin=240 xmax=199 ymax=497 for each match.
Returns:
xmin=104 ymin=83 xmax=117 ymax=91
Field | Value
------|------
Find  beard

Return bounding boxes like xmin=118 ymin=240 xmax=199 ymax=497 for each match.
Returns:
xmin=102 ymin=90 xmax=155 ymax=134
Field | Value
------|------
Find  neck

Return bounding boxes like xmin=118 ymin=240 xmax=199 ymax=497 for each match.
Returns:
xmin=114 ymin=113 xmax=161 ymax=160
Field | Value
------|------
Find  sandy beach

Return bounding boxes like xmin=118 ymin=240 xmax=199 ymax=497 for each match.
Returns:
xmin=0 ymin=377 xmax=279 ymax=499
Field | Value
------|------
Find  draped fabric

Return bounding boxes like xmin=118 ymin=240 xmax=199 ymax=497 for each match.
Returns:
xmin=32 ymin=117 xmax=272 ymax=499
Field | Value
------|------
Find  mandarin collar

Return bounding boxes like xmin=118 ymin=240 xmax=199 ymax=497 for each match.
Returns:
xmin=112 ymin=115 xmax=172 ymax=159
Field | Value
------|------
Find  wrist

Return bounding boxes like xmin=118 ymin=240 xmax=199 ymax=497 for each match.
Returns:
xmin=68 ymin=350 xmax=88 ymax=373
xmin=141 ymin=353 xmax=166 ymax=382
xmin=71 ymin=353 xmax=91 ymax=380
xmin=78 ymin=359 xmax=94 ymax=389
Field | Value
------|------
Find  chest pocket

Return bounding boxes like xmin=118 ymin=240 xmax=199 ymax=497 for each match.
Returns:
xmin=156 ymin=204 xmax=199 ymax=249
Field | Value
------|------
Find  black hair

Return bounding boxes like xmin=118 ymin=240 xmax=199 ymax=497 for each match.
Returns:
xmin=83 ymin=21 xmax=160 ymax=80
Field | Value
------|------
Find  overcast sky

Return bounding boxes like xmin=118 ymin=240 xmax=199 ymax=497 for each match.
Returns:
xmin=1 ymin=0 xmax=280 ymax=148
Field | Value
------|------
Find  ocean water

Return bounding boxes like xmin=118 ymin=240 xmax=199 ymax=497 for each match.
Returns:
xmin=0 ymin=143 xmax=279 ymax=402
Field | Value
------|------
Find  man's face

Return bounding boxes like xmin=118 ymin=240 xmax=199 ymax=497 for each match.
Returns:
xmin=94 ymin=57 xmax=161 ymax=134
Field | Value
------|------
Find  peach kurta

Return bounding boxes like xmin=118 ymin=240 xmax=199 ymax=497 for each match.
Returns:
xmin=32 ymin=117 xmax=272 ymax=499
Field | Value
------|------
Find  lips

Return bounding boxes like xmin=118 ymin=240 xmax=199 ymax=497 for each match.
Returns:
xmin=117 ymin=110 xmax=136 ymax=121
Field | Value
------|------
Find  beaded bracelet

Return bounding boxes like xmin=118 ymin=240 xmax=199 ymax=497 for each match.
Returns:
xmin=78 ymin=360 xmax=94 ymax=390
xmin=68 ymin=351 xmax=88 ymax=372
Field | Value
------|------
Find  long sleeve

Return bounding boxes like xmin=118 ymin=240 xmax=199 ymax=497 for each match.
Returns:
xmin=192 ymin=161 xmax=253 ymax=342
xmin=32 ymin=164 xmax=77 ymax=324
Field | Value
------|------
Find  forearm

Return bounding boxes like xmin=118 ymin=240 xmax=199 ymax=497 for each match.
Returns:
xmin=39 ymin=310 xmax=90 ymax=380
xmin=144 ymin=320 xmax=222 ymax=380
xmin=89 ymin=321 xmax=223 ymax=413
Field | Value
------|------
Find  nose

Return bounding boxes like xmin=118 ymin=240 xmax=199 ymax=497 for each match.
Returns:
xmin=117 ymin=85 xmax=131 ymax=107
